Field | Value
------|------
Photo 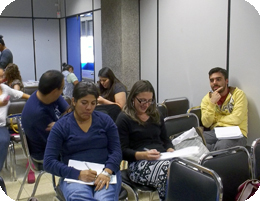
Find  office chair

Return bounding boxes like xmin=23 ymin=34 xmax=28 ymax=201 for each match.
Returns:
xmin=199 ymin=146 xmax=253 ymax=201
xmin=164 ymin=113 xmax=200 ymax=139
xmin=121 ymin=169 xmax=158 ymax=201
xmin=166 ymin=157 xmax=223 ymax=201
xmin=156 ymin=103 xmax=168 ymax=119
xmin=16 ymin=117 xmax=47 ymax=201
xmin=162 ymin=97 xmax=189 ymax=116
xmin=251 ymin=138 xmax=260 ymax=180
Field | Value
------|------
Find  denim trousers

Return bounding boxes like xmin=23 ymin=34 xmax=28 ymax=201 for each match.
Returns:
xmin=60 ymin=171 xmax=122 ymax=201
xmin=0 ymin=127 xmax=10 ymax=171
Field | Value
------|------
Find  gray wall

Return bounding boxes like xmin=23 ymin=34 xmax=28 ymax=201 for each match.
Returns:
xmin=140 ymin=0 xmax=260 ymax=145
xmin=101 ymin=0 xmax=139 ymax=90
xmin=0 ymin=0 xmax=101 ymax=81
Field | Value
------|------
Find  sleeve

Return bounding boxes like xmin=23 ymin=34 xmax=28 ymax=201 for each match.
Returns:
xmin=0 ymin=52 xmax=10 ymax=69
xmin=218 ymin=90 xmax=248 ymax=126
xmin=114 ymin=83 xmax=127 ymax=94
xmin=201 ymin=93 xmax=216 ymax=128
xmin=43 ymin=121 xmax=80 ymax=180
xmin=67 ymin=73 xmax=78 ymax=83
xmin=116 ymin=112 xmax=137 ymax=162
xmin=3 ymin=84 xmax=23 ymax=100
xmin=57 ymin=95 xmax=69 ymax=113
xmin=103 ymin=115 xmax=122 ymax=173
xmin=159 ymin=116 xmax=174 ymax=150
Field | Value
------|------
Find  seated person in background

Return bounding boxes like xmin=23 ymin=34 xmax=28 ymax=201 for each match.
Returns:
xmin=98 ymin=67 xmax=127 ymax=109
xmin=201 ymin=67 xmax=248 ymax=151
xmin=44 ymin=82 xmax=122 ymax=201
xmin=21 ymin=70 xmax=69 ymax=164
xmin=4 ymin=63 xmax=24 ymax=91
xmin=0 ymin=68 xmax=29 ymax=171
xmin=116 ymin=80 xmax=174 ymax=201
xmin=62 ymin=63 xmax=79 ymax=98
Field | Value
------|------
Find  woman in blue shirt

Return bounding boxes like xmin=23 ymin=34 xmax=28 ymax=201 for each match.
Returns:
xmin=44 ymin=82 xmax=122 ymax=201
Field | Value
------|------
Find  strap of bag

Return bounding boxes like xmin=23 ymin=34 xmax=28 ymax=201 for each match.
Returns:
xmin=237 ymin=180 xmax=260 ymax=201
xmin=10 ymin=118 xmax=19 ymax=133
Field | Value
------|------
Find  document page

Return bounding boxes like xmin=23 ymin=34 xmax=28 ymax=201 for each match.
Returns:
xmin=64 ymin=160 xmax=117 ymax=185
xmin=158 ymin=146 xmax=199 ymax=160
xmin=215 ymin=126 xmax=243 ymax=139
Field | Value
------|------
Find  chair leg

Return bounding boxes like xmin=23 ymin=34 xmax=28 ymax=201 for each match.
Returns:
xmin=16 ymin=166 xmax=30 ymax=200
xmin=122 ymin=183 xmax=139 ymax=201
xmin=9 ymin=141 xmax=15 ymax=181
xmin=30 ymin=171 xmax=46 ymax=197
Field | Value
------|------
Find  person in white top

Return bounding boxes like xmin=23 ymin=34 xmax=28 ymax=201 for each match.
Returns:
xmin=62 ymin=63 xmax=79 ymax=98
xmin=0 ymin=68 xmax=29 ymax=171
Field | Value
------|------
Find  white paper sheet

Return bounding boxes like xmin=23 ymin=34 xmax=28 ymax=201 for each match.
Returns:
xmin=64 ymin=160 xmax=117 ymax=185
xmin=158 ymin=146 xmax=199 ymax=160
xmin=214 ymin=126 xmax=243 ymax=139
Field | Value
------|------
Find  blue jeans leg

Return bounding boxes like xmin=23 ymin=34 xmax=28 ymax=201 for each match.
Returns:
xmin=60 ymin=171 xmax=122 ymax=201
xmin=0 ymin=127 xmax=10 ymax=171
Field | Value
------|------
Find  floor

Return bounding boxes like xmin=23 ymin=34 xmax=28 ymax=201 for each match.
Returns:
xmin=1 ymin=143 xmax=159 ymax=201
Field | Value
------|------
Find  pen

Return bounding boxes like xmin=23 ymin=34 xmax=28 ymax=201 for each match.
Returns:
xmin=85 ymin=162 xmax=91 ymax=170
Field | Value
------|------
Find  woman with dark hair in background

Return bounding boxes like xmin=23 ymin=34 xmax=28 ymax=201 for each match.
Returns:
xmin=4 ymin=63 xmax=24 ymax=91
xmin=44 ymin=82 xmax=122 ymax=201
xmin=62 ymin=63 xmax=78 ymax=98
xmin=98 ymin=67 xmax=127 ymax=109
xmin=116 ymin=80 xmax=174 ymax=201
xmin=0 ymin=35 xmax=13 ymax=70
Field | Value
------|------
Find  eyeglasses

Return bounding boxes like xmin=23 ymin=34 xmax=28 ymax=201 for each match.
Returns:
xmin=135 ymin=97 xmax=154 ymax=105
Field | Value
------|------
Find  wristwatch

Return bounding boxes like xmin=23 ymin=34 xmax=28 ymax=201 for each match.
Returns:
xmin=101 ymin=170 xmax=112 ymax=178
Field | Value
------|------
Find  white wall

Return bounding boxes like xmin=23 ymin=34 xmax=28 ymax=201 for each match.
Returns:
xmin=140 ymin=0 xmax=158 ymax=99
xmin=66 ymin=0 xmax=92 ymax=16
xmin=158 ymin=0 xmax=227 ymax=105
xmin=140 ymin=0 xmax=260 ymax=145
xmin=229 ymin=0 xmax=260 ymax=145
xmin=0 ymin=18 xmax=35 ymax=81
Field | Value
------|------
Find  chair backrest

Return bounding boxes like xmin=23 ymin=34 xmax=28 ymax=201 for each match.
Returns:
xmin=166 ymin=157 xmax=223 ymax=201
xmin=95 ymin=104 xmax=121 ymax=122
xmin=199 ymin=146 xmax=253 ymax=201
xmin=164 ymin=113 xmax=199 ymax=138
xmin=187 ymin=106 xmax=202 ymax=126
xmin=24 ymin=86 xmax=38 ymax=95
xmin=7 ymin=99 xmax=27 ymax=115
xmin=156 ymin=103 xmax=168 ymax=119
xmin=163 ymin=97 xmax=189 ymax=116
xmin=251 ymin=138 xmax=260 ymax=180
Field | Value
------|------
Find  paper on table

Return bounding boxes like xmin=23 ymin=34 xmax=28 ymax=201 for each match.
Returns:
xmin=64 ymin=159 xmax=117 ymax=185
xmin=158 ymin=146 xmax=199 ymax=160
xmin=215 ymin=126 xmax=243 ymax=139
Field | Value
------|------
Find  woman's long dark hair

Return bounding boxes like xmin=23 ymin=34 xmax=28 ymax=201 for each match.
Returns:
xmin=123 ymin=80 xmax=160 ymax=125
xmin=98 ymin=67 xmax=125 ymax=102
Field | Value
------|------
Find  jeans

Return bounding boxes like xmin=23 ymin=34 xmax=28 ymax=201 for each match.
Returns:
xmin=0 ymin=127 xmax=10 ymax=171
xmin=60 ymin=171 xmax=122 ymax=201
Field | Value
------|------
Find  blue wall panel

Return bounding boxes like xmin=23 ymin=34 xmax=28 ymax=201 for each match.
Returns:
xmin=66 ymin=16 xmax=81 ymax=81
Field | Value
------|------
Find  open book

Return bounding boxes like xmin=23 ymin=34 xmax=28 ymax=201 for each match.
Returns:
xmin=214 ymin=126 xmax=243 ymax=139
xmin=64 ymin=160 xmax=117 ymax=185
xmin=158 ymin=146 xmax=199 ymax=160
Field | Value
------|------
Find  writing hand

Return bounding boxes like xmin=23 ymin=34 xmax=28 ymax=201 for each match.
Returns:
xmin=210 ymin=87 xmax=223 ymax=104
xmin=78 ymin=169 xmax=97 ymax=182
xmin=145 ymin=149 xmax=161 ymax=160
